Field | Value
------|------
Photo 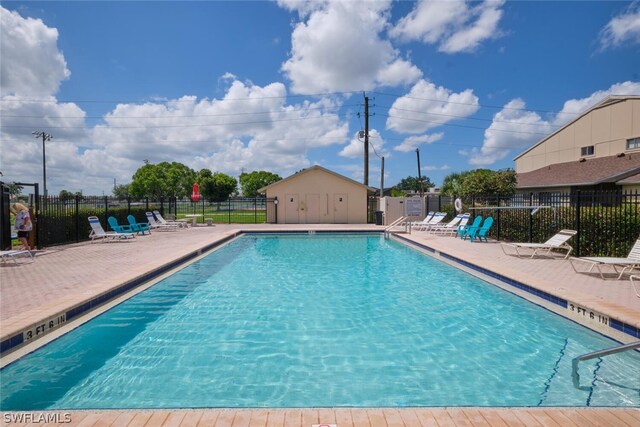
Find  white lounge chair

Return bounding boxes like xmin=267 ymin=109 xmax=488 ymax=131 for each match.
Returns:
xmin=410 ymin=212 xmax=434 ymax=229
xmin=145 ymin=212 xmax=178 ymax=231
xmin=500 ymin=229 xmax=577 ymax=259
xmin=429 ymin=213 xmax=470 ymax=235
xmin=1 ymin=250 xmax=34 ymax=264
xmin=88 ymin=216 xmax=136 ymax=242
xmin=569 ymin=238 xmax=640 ymax=279
xmin=416 ymin=212 xmax=447 ymax=231
xmin=153 ymin=210 xmax=187 ymax=228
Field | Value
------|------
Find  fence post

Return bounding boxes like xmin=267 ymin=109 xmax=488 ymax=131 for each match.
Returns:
xmin=228 ymin=199 xmax=231 ymax=224
xmin=160 ymin=198 xmax=164 ymax=216
xmin=75 ymin=195 xmax=80 ymax=242
xmin=496 ymin=195 xmax=501 ymax=241
xmin=104 ymin=196 xmax=109 ymax=220
xmin=254 ymin=198 xmax=257 ymax=224
xmin=472 ymin=194 xmax=476 ymax=219
xmin=528 ymin=192 xmax=533 ymax=243
xmin=575 ymin=190 xmax=581 ymax=257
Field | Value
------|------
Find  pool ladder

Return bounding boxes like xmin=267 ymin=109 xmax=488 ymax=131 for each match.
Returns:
xmin=384 ymin=216 xmax=409 ymax=238
xmin=571 ymin=340 xmax=640 ymax=388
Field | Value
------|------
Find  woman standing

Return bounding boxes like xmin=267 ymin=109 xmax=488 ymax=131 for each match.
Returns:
xmin=11 ymin=203 xmax=32 ymax=251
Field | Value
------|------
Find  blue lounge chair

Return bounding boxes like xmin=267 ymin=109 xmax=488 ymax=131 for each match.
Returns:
xmin=127 ymin=214 xmax=151 ymax=235
xmin=466 ymin=216 xmax=494 ymax=242
xmin=456 ymin=215 xmax=482 ymax=239
xmin=88 ymin=216 xmax=135 ymax=242
xmin=108 ymin=216 xmax=134 ymax=234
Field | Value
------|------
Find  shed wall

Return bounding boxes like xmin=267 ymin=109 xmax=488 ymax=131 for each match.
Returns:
xmin=265 ymin=169 xmax=368 ymax=224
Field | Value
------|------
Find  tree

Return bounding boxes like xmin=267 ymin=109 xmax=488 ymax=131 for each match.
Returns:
xmin=239 ymin=171 xmax=281 ymax=197
xmin=441 ymin=172 xmax=465 ymax=196
xmin=4 ymin=182 xmax=23 ymax=197
xmin=129 ymin=162 xmax=196 ymax=199
xmin=196 ymin=169 xmax=237 ymax=202
xmin=113 ymin=184 xmax=130 ymax=199
xmin=58 ymin=190 xmax=75 ymax=202
xmin=394 ymin=175 xmax=435 ymax=193
xmin=440 ymin=169 xmax=517 ymax=197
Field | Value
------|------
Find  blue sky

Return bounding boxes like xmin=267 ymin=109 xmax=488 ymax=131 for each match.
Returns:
xmin=1 ymin=1 xmax=639 ymax=195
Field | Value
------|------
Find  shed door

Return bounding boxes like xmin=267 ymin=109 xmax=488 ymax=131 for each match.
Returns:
xmin=285 ymin=194 xmax=299 ymax=224
xmin=305 ymin=194 xmax=320 ymax=223
xmin=333 ymin=193 xmax=348 ymax=223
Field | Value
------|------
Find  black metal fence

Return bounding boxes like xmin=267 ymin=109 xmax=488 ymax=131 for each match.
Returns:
xmin=7 ymin=190 xmax=640 ymax=255
xmin=427 ymin=190 xmax=640 ymax=257
xmin=34 ymin=196 xmax=275 ymax=247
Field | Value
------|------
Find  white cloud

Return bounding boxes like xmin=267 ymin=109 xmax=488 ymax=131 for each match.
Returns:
xmin=465 ymin=81 xmax=640 ymax=166
xmin=598 ymin=2 xmax=640 ymax=50
xmin=394 ymin=132 xmax=444 ymax=152
xmin=0 ymin=7 xmax=88 ymax=192
xmin=0 ymin=7 xmax=70 ymax=97
xmin=423 ymin=164 xmax=450 ymax=171
xmin=391 ymin=0 xmax=505 ymax=53
xmin=339 ymin=129 xmax=389 ymax=159
xmin=468 ymin=99 xmax=552 ymax=166
xmin=276 ymin=0 xmax=329 ymax=17
xmin=386 ymin=80 xmax=479 ymax=134
xmin=280 ymin=1 xmax=422 ymax=94
xmin=553 ymin=81 xmax=640 ymax=126
xmin=90 ymin=80 xmax=350 ymax=180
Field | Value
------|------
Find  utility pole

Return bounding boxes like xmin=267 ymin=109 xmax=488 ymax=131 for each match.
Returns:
xmin=416 ymin=148 xmax=424 ymax=197
xmin=380 ymin=156 xmax=385 ymax=197
xmin=363 ymin=95 xmax=369 ymax=186
xmin=32 ymin=131 xmax=52 ymax=199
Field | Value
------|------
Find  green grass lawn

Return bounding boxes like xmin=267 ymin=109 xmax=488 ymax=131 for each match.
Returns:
xmin=175 ymin=210 xmax=267 ymax=224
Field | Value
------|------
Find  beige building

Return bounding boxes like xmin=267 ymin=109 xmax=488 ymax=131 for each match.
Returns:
xmin=515 ymin=95 xmax=640 ymax=192
xmin=259 ymin=166 xmax=373 ymax=224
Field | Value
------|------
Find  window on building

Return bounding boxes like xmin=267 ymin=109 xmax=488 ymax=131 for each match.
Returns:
xmin=581 ymin=145 xmax=594 ymax=156
xmin=627 ymin=137 xmax=640 ymax=150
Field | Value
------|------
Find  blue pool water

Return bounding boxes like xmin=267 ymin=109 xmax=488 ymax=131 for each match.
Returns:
xmin=1 ymin=234 xmax=639 ymax=409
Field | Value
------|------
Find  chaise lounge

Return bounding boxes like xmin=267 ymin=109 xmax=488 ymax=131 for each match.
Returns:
xmin=500 ymin=229 xmax=577 ymax=259
xmin=0 ymin=250 xmax=35 ymax=264
xmin=88 ymin=216 xmax=136 ymax=242
xmin=569 ymin=238 xmax=640 ymax=279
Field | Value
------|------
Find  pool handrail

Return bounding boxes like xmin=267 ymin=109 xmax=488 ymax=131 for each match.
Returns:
xmin=571 ymin=340 xmax=640 ymax=389
xmin=384 ymin=216 xmax=409 ymax=237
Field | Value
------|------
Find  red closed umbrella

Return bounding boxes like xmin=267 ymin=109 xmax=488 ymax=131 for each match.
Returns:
xmin=191 ymin=182 xmax=201 ymax=202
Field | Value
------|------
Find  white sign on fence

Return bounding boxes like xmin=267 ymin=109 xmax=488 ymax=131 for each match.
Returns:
xmin=404 ymin=198 xmax=423 ymax=217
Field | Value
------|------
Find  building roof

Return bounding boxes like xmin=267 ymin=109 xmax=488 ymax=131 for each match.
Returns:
xmin=258 ymin=165 xmax=376 ymax=193
xmin=516 ymin=153 xmax=640 ymax=189
xmin=513 ymin=95 xmax=640 ymax=161
xmin=616 ymin=171 xmax=640 ymax=185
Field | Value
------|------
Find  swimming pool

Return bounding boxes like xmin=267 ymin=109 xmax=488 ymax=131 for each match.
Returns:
xmin=1 ymin=233 xmax=638 ymax=409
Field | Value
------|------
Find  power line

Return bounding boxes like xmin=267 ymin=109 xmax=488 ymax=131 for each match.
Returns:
xmin=0 ymin=91 xmax=360 ymax=104
xmin=1 ymin=103 xmax=360 ymax=120
xmin=378 ymin=104 xmax=561 ymax=130
xmin=381 ymin=113 xmax=550 ymax=136
xmin=367 ymin=133 xmax=539 ymax=150
xmin=1 ymin=90 xmax=583 ymax=117
xmin=0 ymin=114 xmax=345 ymax=130
xmin=370 ymin=90 xmax=582 ymax=116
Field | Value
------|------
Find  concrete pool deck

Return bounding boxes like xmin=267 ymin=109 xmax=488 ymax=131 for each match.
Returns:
xmin=1 ymin=224 xmax=639 ymax=425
